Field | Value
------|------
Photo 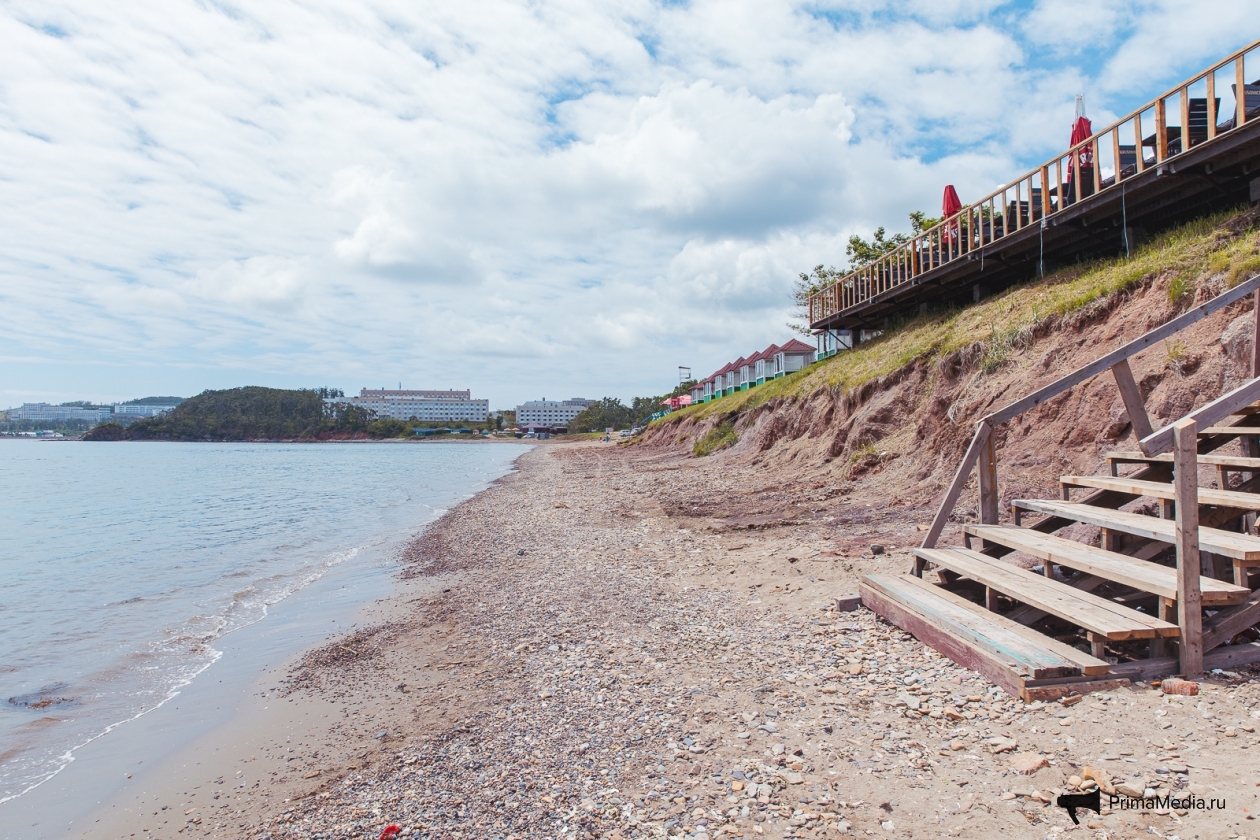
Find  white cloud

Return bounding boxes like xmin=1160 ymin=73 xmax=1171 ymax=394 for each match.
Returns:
xmin=0 ymin=0 xmax=1234 ymax=405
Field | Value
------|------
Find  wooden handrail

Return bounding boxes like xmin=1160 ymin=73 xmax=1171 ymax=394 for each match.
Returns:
xmin=921 ymin=273 xmax=1260 ymax=550
xmin=810 ymin=39 xmax=1260 ymax=327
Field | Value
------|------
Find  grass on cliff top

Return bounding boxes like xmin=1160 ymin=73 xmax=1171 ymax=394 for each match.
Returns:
xmin=665 ymin=208 xmax=1260 ymax=425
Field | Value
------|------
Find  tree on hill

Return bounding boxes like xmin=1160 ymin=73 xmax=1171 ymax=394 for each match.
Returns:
xmin=88 ymin=386 xmax=375 ymax=441
xmin=569 ymin=385 xmax=698 ymax=433
xmin=120 ymin=396 xmax=186 ymax=406
xmin=791 ymin=211 xmax=940 ymax=334
xmin=568 ymin=398 xmax=632 ymax=432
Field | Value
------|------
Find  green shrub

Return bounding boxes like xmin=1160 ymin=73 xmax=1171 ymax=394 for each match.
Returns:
xmin=693 ymin=421 xmax=737 ymax=456
xmin=1167 ymin=271 xmax=1194 ymax=304
xmin=367 ymin=417 xmax=411 ymax=438
xmin=1226 ymin=255 xmax=1260 ymax=288
xmin=1165 ymin=339 xmax=1188 ymax=375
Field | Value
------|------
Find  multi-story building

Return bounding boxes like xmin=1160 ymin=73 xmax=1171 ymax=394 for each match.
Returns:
xmin=350 ymin=389 xmax=489 ymax=423
xmin=114 ymin=404 xmax=177 ymax=417
xmin=11 ymin=403 xmax=112 ymax=422
xmin=515 ymin=398 xmax=593 ymax=429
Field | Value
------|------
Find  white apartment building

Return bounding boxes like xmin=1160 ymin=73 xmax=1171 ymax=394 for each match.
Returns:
xmin=114 ymin=404 xmax=177 ymax=417
xmin=350 ymin=389 xmax=489 ymax=423
xmin=11 ymin=403 xmax=112 ymax=422
xmin=516 ymin=398 xmax=593 ymax=428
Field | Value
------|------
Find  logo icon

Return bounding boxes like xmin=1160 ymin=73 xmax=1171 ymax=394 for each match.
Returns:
xmin=1056 ymin=788 xmax=1101 ymax=825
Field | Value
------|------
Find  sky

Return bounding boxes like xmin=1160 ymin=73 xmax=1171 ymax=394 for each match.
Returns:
xmin=0 ymin=1 xmax=1255 ymax=409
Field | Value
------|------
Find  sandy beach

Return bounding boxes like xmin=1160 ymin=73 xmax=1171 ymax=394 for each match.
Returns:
xmin=70 ymin=440 xmax=1260 ymax=839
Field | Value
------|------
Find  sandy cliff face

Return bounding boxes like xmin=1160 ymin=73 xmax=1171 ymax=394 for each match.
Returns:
xmin=645 ymin=243 xmax=1260 ymax=523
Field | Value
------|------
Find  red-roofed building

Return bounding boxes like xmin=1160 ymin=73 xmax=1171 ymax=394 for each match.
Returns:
xmin=699 ymin=338 xmax=819 ymax=402
xmin=724 ymin=357 xmax=746 ymax=394
xmin=753 ymin=344 xmax=780 ymax=385
xmin=774 ymin=339 xmax=816 ymax=378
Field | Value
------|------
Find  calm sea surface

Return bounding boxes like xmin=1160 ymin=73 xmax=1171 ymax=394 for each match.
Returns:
xmin=0 ymin=440 xmax=528 ymax=802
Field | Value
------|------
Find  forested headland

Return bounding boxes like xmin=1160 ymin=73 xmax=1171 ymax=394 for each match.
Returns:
xmin=84 ymin=387 xmax=376 ymax=441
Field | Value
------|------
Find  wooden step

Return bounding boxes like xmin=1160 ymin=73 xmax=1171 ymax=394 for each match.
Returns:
xmin=1105 ymin=451 xmax=1260 ymax=470
xmin=859 ymin=575 xmax=1109 ymax=698
xmin=913 ymin=547 xmax=1179 ymax=640
xmin=1061 ymin=474 xmax=1260 ymax=510
xmin=1014 ymin=498 xmax=1260 ymax=561
xmin=964 ymin=524 xmax=1249 ymax=606
xmin=1198 ymin=425 xmax=1260 ymax=437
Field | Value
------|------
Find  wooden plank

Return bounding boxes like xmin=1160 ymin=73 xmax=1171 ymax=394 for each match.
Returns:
xmin=858 ymin=578 xmax=1025 ymax=699
xmin=1195 ymin=425 xmax=1260 ymax=437
xmin=1005 ymin=573 xmax=1106 ymax=626
xmin=862 ymin=574 xmax=1082 ymax=679
xmin=1060 ymin=474 xmax=1260 ymax=511
xmin=1253 ymin=289 xmax=1260 ymax=378
xmin=891 ymin=572 xmax=1109 ymax=675
xmin=1111 ymin=358 xmax=1154 ymax=444
xmin=964 ymin=524 xmax=1248 ymax=605
xmin=1021 ymin=679 xmax=1132 ymax=703
xmin=1141 ymin=377 xmax=1260 ymax=455
xmin=1174 ymin=418 xmax=1204 ymax=678
xmin=979 ymin=431 xmax=999 ymax=525
xmin=1240 ymin=55 xmax=1249 ymax=128
xmin=921 ymin=421 xmax=991 ymax=553
xmin=1207 ymin=72 xmax=1217 ymax=142
xmin=1105 ymin=451 xmax=1260 ymax=469
xmin=1203 ymin=588 xmax=1260 ymax=650
xmin=913 ymin=547 xmax=1178 ymax=639
xmin=1013 ymin=498 xmax=1260 ymax=561
xmin=1180 ymin=87 xmax=1191 ymax=153
xmin=1156 ymin=97 xmax=1168 ymax=162
xmin=1111 ymin=642 xmax=1260 ymax=682
xmin=983 ymin=274 xmax=1260 ymax=427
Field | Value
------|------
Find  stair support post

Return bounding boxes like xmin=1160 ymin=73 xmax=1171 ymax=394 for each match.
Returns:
xmin=920 ymin=420 xmax=993 ymax=562
xmin=1174 ymin=418 xmax=1204 ymax=678
xmin=1251 ymin=288 xmax=1260 ymax=380
xmin=1151 ymin=597 xmax=1177 ymax=659
xmin=1111 ymin=358 xmax=1154 ymax=447
xmin=978 ymin=432 xmax=999 ymax=525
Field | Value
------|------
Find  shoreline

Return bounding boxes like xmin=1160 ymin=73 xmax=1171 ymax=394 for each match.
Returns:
xmin=2 ymin=538 xmax=403 ymax=839
xmin=0 ymin=442 xmax=530 ymax=840
xmin=39 ymin=440 xmax=1260 ymax=839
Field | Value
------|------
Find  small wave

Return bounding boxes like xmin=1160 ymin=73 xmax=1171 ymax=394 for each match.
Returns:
xmin=0 ymin=646 xmax=222 ymax=805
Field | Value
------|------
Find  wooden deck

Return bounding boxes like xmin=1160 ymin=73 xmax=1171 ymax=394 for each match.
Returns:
xmin=810 ymin=41 xmax=1260 ymax=333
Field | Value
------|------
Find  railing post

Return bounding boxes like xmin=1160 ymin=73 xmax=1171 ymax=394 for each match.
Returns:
xmin=1180 ymin=86 xmax=1191 ymax=152
xmin=1133 ymin=116 xmax=1145 ymax=173
xmin=1092 ymin=138 xmax=1102 ymax=194
xmin=1174 ymin=418 xmax=1204 ymax=678
xmin=1207 ymin=71 xmax=1217 ymax=141
xmin=1156 ymin=98 xmax=1168 ymax=162
xmin=1111 ymin=358 xmax=1154 ymax=447
xmin=1252 ymin=288 xmax=1260 ymax=379
xmin=920 ymin=421 xmax=992 ymax=555
xmin=1238 ymin=56 xmax=1247 ymax=127
xmin=978 ymin=431 xmax=999 ymax=525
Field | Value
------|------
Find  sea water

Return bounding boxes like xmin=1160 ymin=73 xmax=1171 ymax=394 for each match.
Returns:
xmin=0 ymin=440 xmax=527 ymax=804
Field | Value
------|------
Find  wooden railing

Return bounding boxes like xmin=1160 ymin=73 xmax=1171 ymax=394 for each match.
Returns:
xmin=920 ymin=273 xmax=1260 ymax=552
xmin=809 ymin=40 xmax=1260 ymax=327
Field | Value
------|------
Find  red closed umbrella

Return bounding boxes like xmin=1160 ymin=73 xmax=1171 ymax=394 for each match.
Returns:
xmin=942 ymin=185 xmax=962 ymax=243
xmin=1068 ymin=95 xmax=1094 ymax=200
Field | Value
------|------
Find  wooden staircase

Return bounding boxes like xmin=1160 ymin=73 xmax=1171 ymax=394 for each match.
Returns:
xmin=859 ymin=275 xmax=1260 ymax=700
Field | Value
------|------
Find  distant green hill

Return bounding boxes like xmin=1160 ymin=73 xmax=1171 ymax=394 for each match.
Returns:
xmin=120 ymin=396 xmax=185 ymax=406
xmin=88 ymin=387 xmax=367 ymax=441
